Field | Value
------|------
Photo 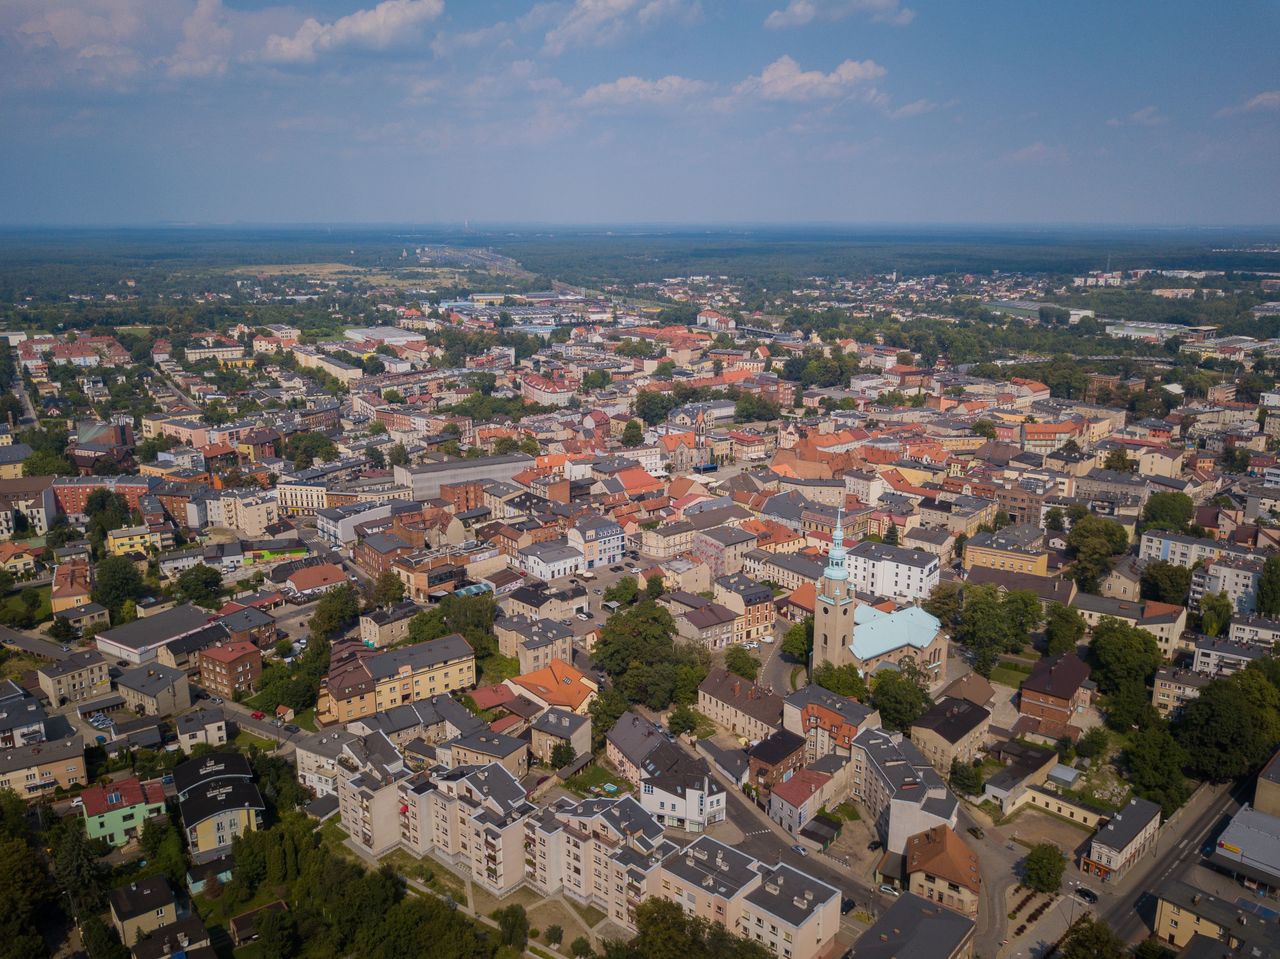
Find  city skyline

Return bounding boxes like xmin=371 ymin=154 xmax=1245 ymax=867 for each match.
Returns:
xmin=1 ymin=0 xmax=1278 ymax=226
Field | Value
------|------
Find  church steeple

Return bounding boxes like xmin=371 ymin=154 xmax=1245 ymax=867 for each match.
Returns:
xmin=823 ymin=508 xmax=848 ymax=584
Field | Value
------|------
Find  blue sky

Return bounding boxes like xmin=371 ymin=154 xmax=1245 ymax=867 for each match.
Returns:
xmin=1 ymin=0 xmax=1278 ymax=226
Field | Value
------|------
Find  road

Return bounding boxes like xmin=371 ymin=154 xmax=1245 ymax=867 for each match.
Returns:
xmin=0 ymin=623 xmax=71 ymax=660
xmin=1100 ymin=779 xmax=1243 ymax=945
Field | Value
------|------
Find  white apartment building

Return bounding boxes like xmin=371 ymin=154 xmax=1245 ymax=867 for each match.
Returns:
xmin=846 ymin=541 xmax=940 ymax=602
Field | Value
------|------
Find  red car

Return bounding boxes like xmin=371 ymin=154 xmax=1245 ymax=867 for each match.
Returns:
xmin=251 ymin=710 xmax=265 ymax=720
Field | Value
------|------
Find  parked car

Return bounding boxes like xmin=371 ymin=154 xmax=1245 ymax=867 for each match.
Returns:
xmin=69 ymin=797 xmax=82 ymax=809
xmin=1075 ymin=887 xmax=1098 ymax=904
xmin=791 ymin=844 xmax=808 ymax=857
xmin=867 ymin=840 xmax=882 ymax=851
xmin=967 ymin=826 xmax=985 ymax=840
xmin=251 ymin=711 xmax=266 ymax=720
xmin=879 ymin=885 xmax=900 ymax=897
xmin=210 ymin=697 xmax=224 ymax=705
xmin=283 ymin=724 xmax=300 ymax=734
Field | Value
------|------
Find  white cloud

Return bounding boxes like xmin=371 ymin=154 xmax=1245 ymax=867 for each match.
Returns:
xmin=889 ymin=97 xmax=936 ymax=119
xmin=543 ymin=0 xmax=698 ymax=56
xmin=578 ymin=74 xmax=708 ymax=108
xmin=1006 ymin=141 xmax=1066 ymax=164
xmin=764 ymin=0 xmax=914 ymax=29
xmin=1106 ymin=105 xmax=1165 ymax=127
xmin=263 ymin=0 xmax=444 ymax=64
xmin=735 ymin=55 xmax=885 ymax=102
xmin=166 ymin=0 xmax=233 ymax=77
xmin=1217 ymin=90 xmax=1280 ymax=117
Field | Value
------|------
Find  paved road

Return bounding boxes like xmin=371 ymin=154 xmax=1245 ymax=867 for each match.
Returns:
xmin=1100 ymin=780 xmax=1243 ymax=945
xmin=0 ymin=624 xmax=71 ymax=660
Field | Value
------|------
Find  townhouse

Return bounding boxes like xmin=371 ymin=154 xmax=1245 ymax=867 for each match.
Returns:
xmin=697 ymin=667 xmax=784 ymax=742
xmin=316 ymin=634 xmax=476 ymax=725
xmin=850 ymin=728 xmax=958 ymax=854
xmin=37 ymin=650 xmax=110 ymax=706
xmin=714 ymin=572 xmax=776 ymax=645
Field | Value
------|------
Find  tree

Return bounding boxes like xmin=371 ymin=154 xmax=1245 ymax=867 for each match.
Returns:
xmin=0 ymin=837 xmax=53 ymax=959
xmin=1066 ymin=515 xmax=1129 ymax=592
xmin=621 ymin=419 xmax=644 ymax=448
xmin=91 ymin=555 xmax=144 ymax=618
xmin=1142 ymin=492 xmax=1194 ymax=533
xmin=23 ymin=450 xmax=74 ymax=477
xmin=952 ymin=584 xmax=1019 ymax=676
xmin=387 ymin=443 xmax=409 ymax=466
xmin=603 ymin=577 xmax=639 ymax=607
xmin=1045 ymin=603 xmax=1086 ymax=656
xmin=1140 ymin=561 xmax=1192 ymax=605
xmin=55 ymin=820 xmax=107 ymax=914
xmin=923 ymin=582 xmax=962 ymax=629
xmin=48 ymin=616 xmax=75 ymax=643
xmin=285 ymin=431 xmax=338 ymax=469
xmin=550 ymin=741 xmax=577 ymax=768
xmin=546 ymin=925 xmax=564 ymax=946
xmin=371 ymin=571 xmax=405 ymax=606
xmin=1076 ymin=726 xmax=1110 ymax=760
xmin=1003 ymin=589 xmax=1043 ymax=637
xmin=812 ymin=662 xmax=868 ymax=700
xmin=1103 ymin=448 xmax=1133 ymax=473
xmin=255 ymin=908 xmax=299 ymax=959
xmin=1045 ymin=507 xmax=1065 ymax=532
xmin=781 ymin=616 xmax=813 ymax=660
xmin=667 ymin=703 xmax=698 ymax=737
xmin=80 ymin=916 xmax=130 ymax=959
xmin=1125 ymin=723 xmax=1190 ymax=816
xmin=310 ymin=584 xmax=360 ymax=642
xmin=1023 ymin=842 xmax=1066 ymax=893
xmin=1059 ymin=917 xmax=1126 ymax=959
xmin=570 ymin=937 xmax=593 ymax=958
xmin=1257 ymin=554 xmax=1280 ymax=618
xmin=871 ymin=661 xmax=933 ymax=731
xmin=492 ymin=904 xmax=529 ymax=950
xmin=645 ymin=575 xmax=665 ymax=600
xmin=883 ymin=523 xmax=899 ymax=546
xmin=1176 ymin=670 xmax=1280 ymax=781
xmin=174 ymin=563 xmax=223 ymax=608
xmin=973 ymin=419 xmax=996 ymax=439
xmin=725 ymin=646 xmax=761 ymax=682
xmin=1089 ymin=617 xmax=1162 ymax=696
xmin=1199 ymin=591 xmax=1232 ymax=638
xmin=949 ymin=758 xmax=983 ymax=795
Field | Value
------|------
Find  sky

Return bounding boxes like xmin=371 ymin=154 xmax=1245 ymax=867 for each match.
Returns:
xmin=1 ymin=0 xmax=1278 ymax=227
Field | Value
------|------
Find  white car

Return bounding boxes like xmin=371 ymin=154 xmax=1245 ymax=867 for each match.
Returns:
xmin=761 ymin=636 xmax=775 ymax=644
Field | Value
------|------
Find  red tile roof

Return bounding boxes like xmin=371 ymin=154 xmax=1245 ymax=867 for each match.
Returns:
xmin=80 ymin=777 xmax=165 ymax=818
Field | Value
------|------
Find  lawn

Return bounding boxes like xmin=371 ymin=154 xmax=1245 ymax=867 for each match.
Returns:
xmin=292 ymin=707 xmax=317 ymax=731
xmin=380 ymin=848 xmax=468 ymax=903
xmin=1 ymin=584 xmax=51 ymax=624
xmin=233 ymin=730 xmax=276 ymax=751
xmin=990 ymin=662 xmax=1034 ymax=688
xmin=479 ymin=653 xmax=521 ymax=685
xmin=568 ymin=901 xmax=607 ymax=929
xmin=563 ymin=764 xmax=630 ymax=798
xmin=0 ymin=651 xmax=45 ymax=682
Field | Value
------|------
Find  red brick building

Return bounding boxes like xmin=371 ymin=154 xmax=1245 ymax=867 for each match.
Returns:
xmin=1019 ymin=653 xmax=1092 ymax=723
xmin=196 ymin=641 xmax=262 ymax=699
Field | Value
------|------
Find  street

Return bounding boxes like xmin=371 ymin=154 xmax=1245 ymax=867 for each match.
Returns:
xmin=0 ymin=623 xmax=71 ymax=660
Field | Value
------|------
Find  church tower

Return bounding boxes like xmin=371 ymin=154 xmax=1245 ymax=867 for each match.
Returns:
xmin=813 ymin=510 xmax=857 ymax=670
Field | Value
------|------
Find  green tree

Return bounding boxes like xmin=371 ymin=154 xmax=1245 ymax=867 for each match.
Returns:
xmin=174 ymin=563 xmax=223 ymax=608
xmin=54 ymin=820 xmax=107 ymax=915
xmin=621 ymin=419 xmax=644 ymax=448
xmin=725 ymin=646 xmax=761 ymax=682
xmin=91 ymin=555 xmax=144 ymax=618
xmin=1059 ymin=917 xmax=1126 ymax=959
xmin=1140 ymin=561 xmax=1192 ymax=605
xmin=48 ymin=616 xmax=76 ymax=643
xmin=1045 ymin=603 xmax=1086 ymax=656
xmin=492 ymin=904 xmax=529 ymax=950
xmin=1044 ymin=507 xmax=1065 ymax=532
xmin=1199 ymin=591 xmax=1233 ymax=638
xmin=1089 ymin=617 xmax=1162 ymax=696
xmin=1103 ymin=448 xmax=1133 ymax=473
xmin=667 ymin=703 xmax=699 ymax=737
xmin=1257 ymin=554 xmax=1280 ymax=618
xmin=922 ymin=582 xmax=962 ymax=629
xmin=545 ymin=925 xmax=564 ymax=946
xmin=645 ymin=575 xmax=665 ymax=600
xmin=23 ymin=450 xmax=74 ymax=477
xmin=949 ymin=758 xmax=983 ymax=796
xmin=0 ymin=837 xmax=53 ymax=959
xmin=255 ymin=908 xmax=299 ymax=959
xmin=1175 ymin=669 xmax=1280 ymax=781
xmin=371 ymin=571 xmax=405 ymax=606
xmin=1066 ymin=515 xmax=1129 ymax=592
xmin=883 ymin=523 xmax=899 ymax=546
xmin=953 ymin=583 xmax=1018 ymax=676
xmin=1003 ymin=589 xmax=1043 ymax=637
xmin=570 ymin=936 xmax=593 ymax=958
xmin=604 ymin=577 xmax=640 ymax=607
xmin=387 ymin=443 xmax=409 ymax=467
xmin=870 ymin=660 xmax=933 ymax=731
xmin=310 ymin=583 xmax=360 ymax=642
xmin=1142 ymin=492 xmax=1194 ymax=533
xmin=781 ymin=616 xmax=814 ymax=660
xmin=80 ymin=916 xmax=129 ymax=959
xmin=972 ymin=419 xmax=996 ymax=439
xmin=812 ymin=662 xmax=869 ymax=701
xmin=1125 ymin=723 xmax=1190 ymax=816
xmin=1076 ymin=726 xmax=1110 ymax=760
xmin=1023 ymin=842 xmax=1066 ymax=893
xmin=285 ymin=431 xmax=338 ymax=469
xmin=550 ymin=741 xmax=577 ymax=768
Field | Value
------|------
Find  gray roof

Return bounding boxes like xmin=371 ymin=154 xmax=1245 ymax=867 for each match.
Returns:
xmin=662 ymin=836 xmax=759 ymax=897
xmin=850 ymin=892 xmax=975 ymax=959
xmin=605 ymin=710 xmax=666 ymax=766
xmin=218 ymin=606 xmax=275 ymax=633
xmin=1207 ymin=805 xmax=1280 ymax=884
xmin=531 ymin=707 xmax=587 ymax=738
xmin=176 ymin=707 xmax=225 ymax=736
xmin=449 ymin=729 xmax=526 ymax=759
xmin=96 ymin=604 xmax=212 ymax=651
xmin=0 ymin=733 xmax=82 ymax=776
xmin=848 ymin=540 xmax=939 ymax=569
xmin=364 ymin=633 xmax=473 ymax=680
xmin=698 ymin=667 xmax=783 ymax=728
xmin=116 ymin=664 xmax=186 ymax=699
xmin=1092 ymin=796 xmax=1162 ymax=852
xmin=361 ymin=601 xmax=419 ymax=628
xmin=697 ymin=526 xmax=756 ymax=548
xmin=785 ymin=684 xmax=875 ymax=725
xmin=38 ymin=649 xmax=107 ymax=680
xmin=911 ymin=697 xmax=990 ymax=745
xmin=744 ymin=862 xmax=839 ymax=927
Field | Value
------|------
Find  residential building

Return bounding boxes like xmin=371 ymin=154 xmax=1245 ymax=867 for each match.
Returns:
xmin=962 ymin=525 xmax=1049 ymax=577
xmin=1080 ymin=797 xmax=1161 ymax=881
xmin=1019 ymin=653 xmax=1092 ymax=724
xmin=910 ymin=698 xmax=991 ymax=774
xmin=358 ymin=601 xmax=418 ymax=648
xmin=196 ymin=642 xmax=263 ymax=700
xmin=693 ymin=526 xmax=757 ymax=578
xmin=640 ymin=767 xmax=726 ymax=833
xmin=850 ymin=728 xmax=958 ymax=853
xmin=442 ymin=729 xmax=529 ymax=779
xmin=1071 ymin=594 xmax=1191 ymax=660
xmin=175 ymin=753 xmax=265 ymax=863
xmin=606 ymin=711 xmax=671 ymax=786
xmin=80 ymin=776 xmax=167 ymax=846
xmin=782 ymin=685 xmax=880 ymax=763
xmin=1151 ymin=666 xmax=1210 ymax=718
xmin=0 ymin=733 xmax=86 ymax=797
xmin=117 ymin=664 xmax=191 ymax=716
xmin=567 ymin=515 xmax=625 ymax=570
xmin=905 ymin=825 xmax=981 ymax=918
xmin=698 ymin=667 xmax=783 ymax=742
xmin=529 ymin=708 xmax=591 ymax=764
xmin=316 ymin=634 xmax=475 ymax=725
xmin=850 ymin=892 xmax=975 ymax=959
xmin=505 ymin=660 xmax=597 ymax=715
xmin=109 ymin=877 xmax=178 ymax=946
xmin=714 ymin=572 xmax=776 ymax=645
xmin=747 ymin=729 xmax=807 ymax=804
xmin=494 ymin=615 xmax=573 ymax=673
xmin=175 ymin=708 xmax=228 ymax=752
xmin=846 ymin=541 xmax=940 ymax=604
xmin=1192 ymin=635 xmax=1272 ymax=676
xmin=37 ymin=650 xmax=110 ymax=706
